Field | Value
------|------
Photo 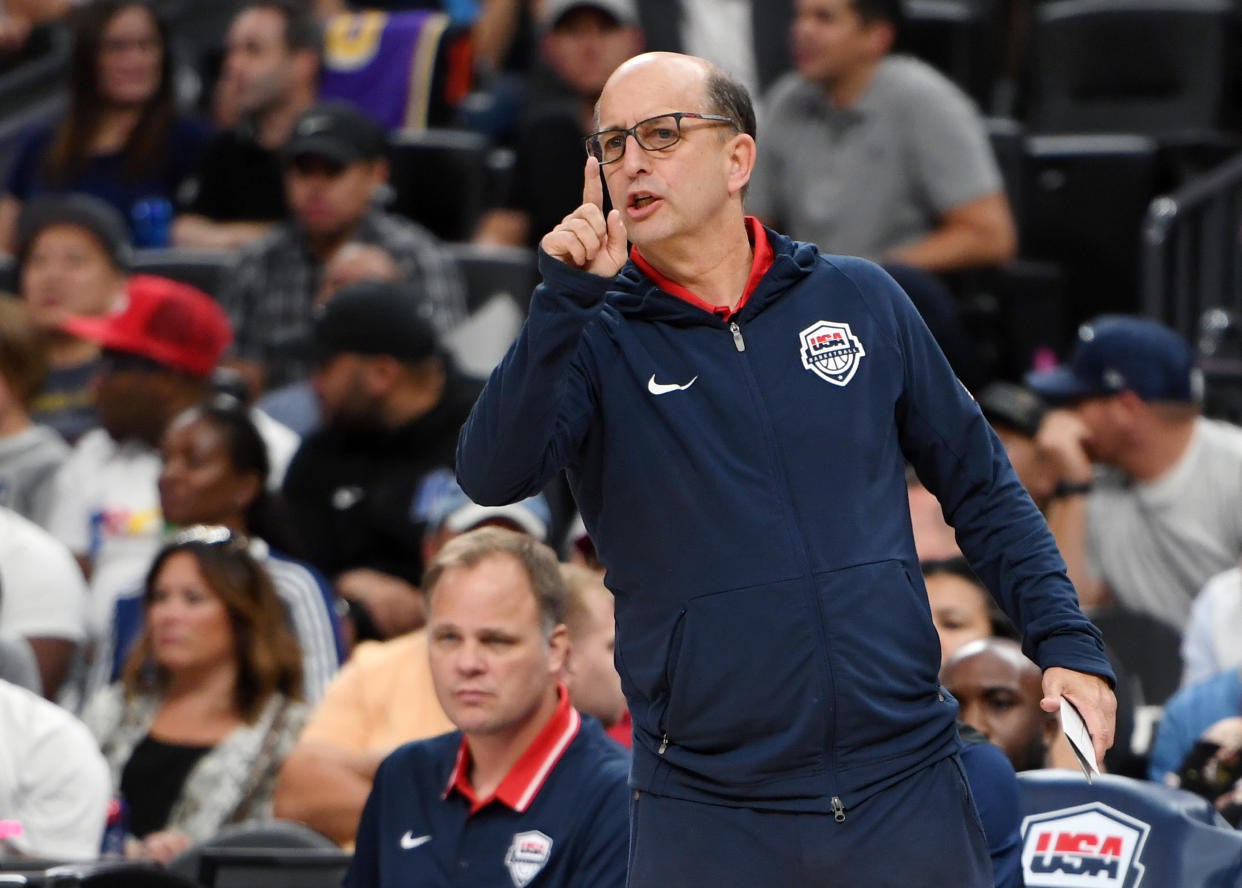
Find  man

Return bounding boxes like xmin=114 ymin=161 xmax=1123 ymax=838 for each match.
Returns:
xmin=559 ymin=562 xmax=630 ymax=745
xmin=942 ymin=637 xmax=1062 ymax=773
xmin=345 ymin=527 xmax=629 ymax=887
xmin=976 ymin=381 xmax=1057 ymax=512
xmin=173 ymin=0 xmax=322 ymax=249
xmin=474 ymin=0 xmax=644 ymax=248
xmin=457 ymin=51 xmax=1114 ymax=884
xmin=43 ymin=276 xmax=298 ymax=705
xmin=0 ymin=298 xmax=67 ymax=525
xmin=217 ymin=100 xmax=466 ymax=391
xmin=749 ymin=0 xmax=1015 ymax=273
xmin=282 ymin=280 xmax=482 ymax=641
xmin=273 ymin=479 xmax=548 ymax=845
xmin=1027 ymin=314 xmax=1241 ymax=628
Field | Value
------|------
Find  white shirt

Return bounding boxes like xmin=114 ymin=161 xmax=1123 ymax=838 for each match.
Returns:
xmin=679 ymin=0 xmax=760 ymax=98
xmin=0 ymin=678 xmax=110 ymax=859
xmin=1182 ymin=565 xmax=1242 ymax=686
xmin=0 ymin=506 xmax=88 ymax=643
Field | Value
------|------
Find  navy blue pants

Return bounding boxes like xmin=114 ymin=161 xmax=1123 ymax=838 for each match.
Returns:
xmin=626 ymin=756 xmax=993 ymax=887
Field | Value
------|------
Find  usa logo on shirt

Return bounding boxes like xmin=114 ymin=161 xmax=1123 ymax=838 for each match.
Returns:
xmin=799 ymin=320 xmax=866 ymax=386
xmin=505 ymin=830 xmax=553 ymax=887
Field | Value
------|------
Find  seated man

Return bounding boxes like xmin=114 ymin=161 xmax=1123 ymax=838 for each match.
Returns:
xmin=217 ymin=100 xmax=467 ymax=392
xmin=0 ymin=677 xmax=110 ymax=860
xmin=345 ymin=527 xmax=629 ymax=887
xmin=749 ymin=0 xmax=1015 ymax=273
xmin=559 ymin=562 xmax=630 ymax=746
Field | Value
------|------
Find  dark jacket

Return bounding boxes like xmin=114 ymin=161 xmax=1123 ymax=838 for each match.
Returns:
xmin=458 ymin=229 xmax=1113 ymax=813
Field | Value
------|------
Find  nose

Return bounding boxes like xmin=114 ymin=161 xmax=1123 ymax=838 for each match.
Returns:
xmin=957 ymin=699 xmax=989 ymax=737
xmin=454 ymin=640 xmax=486 ymax=676
xmin=617 ymin=133 xmax=652 ymax=176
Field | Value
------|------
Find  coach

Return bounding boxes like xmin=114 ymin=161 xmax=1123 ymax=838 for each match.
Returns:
xmin=457 ymin=51 xmax=1115 ymax=886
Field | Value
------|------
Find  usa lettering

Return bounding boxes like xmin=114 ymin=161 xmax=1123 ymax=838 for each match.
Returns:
xmin=1030 ymin=831 xmax=1123 ymax=878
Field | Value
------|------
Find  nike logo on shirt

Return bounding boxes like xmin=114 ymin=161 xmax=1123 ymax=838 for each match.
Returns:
xmin=648 ymin=374 xmax=698 ymax=395
xmin=401 ymin=832 xmax=432 ymax=850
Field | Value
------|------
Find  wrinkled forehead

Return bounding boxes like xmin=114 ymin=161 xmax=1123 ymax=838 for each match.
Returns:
xmin=597 ymin=61 xmax=709 ymax=130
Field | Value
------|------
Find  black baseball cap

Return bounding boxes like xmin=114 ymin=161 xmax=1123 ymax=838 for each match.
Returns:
xmin=15 ymin=194 xmax=132 ymax=271
xmin=283 ymin=100 xmax=387 ymax=166
xmin=976 ymin=382 xmax=1046 ymax=438
xmin=311 ymin=280 xmax=438 ymax=363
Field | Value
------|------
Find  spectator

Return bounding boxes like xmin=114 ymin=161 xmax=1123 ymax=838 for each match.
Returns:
xmin=82 ymin=531 xmax=308 ymax=863
xmin=559 ymin=562 xmax=629 ymax=745
xmin=1163 ymin=716 xmax=1242 ymax=825
xmin=282 ymin=280 xmax=482 ymax=640
xmin=0 ymin=505 xmax=87 ymax=697
xmin=0 ymin=678 xmax=110 ymax=860
xmin=1027 ymin=314 xmax=1240 ymax=628
xmin=922 ymin=556 xmax=1016 ymax=667
xmin=1148 ymin=667 xmax=1242 ymax=784
xmin=345 ymin=527 xmax=629 ymax=888
xmin=474 ymin=0 xmax=643 ymax=248
xmin=1183 ymin=563 xmax=1242 ymax=688
xmin=88 ymin=399 xmax=341 ymax=705
xmin=0 ymin=0 xmax=208 ymax=250
xmin=976 ymin=381 xmax=1057 ymax=512
xmin=217 ymin=100 xmax=467 ymax=392
xmin=14 ymin=194 xmax=129 ymax=444
xmin=43 ymin=275 xmax=299 ymax=706
xmin=173 ymin=0 xmax=322 ymax=250
xmin=0 ymin=297 xmax=68 ymax=524
xmin=273 ymin=477 xmax=545 ymax=845
xmin=955 ymin=720 xmax=1023 ymax=888
xmin=942 ymin=637 xmax=1077 ymax=773
xmin=749 ymin=0 xmax=1016 ymax=273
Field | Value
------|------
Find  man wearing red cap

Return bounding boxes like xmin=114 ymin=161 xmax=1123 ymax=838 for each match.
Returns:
xmin=42 ymin=275 xmax=299 ymax=708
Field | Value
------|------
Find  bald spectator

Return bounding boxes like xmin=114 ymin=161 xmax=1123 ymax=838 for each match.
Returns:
xmin=0 ymin=298 xmax=68 ymax=525
xmin=560 ymin=563 xmax=629 ymax=745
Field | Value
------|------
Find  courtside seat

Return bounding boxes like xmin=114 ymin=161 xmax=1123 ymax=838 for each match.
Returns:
xmin=1016 ymin=769 xmax=1242 ymax=887
xmin=386 ymin=128 xmax=491 ymax=243
xmin=41 ymin=862 xmax=199 ymax=888
xmin=127 ymin=248 xmax=238 ymax=301
xmin=166 ymin=819 xmax=338 ymax=886
xmin=439 ymin=242 xmax=535 ymax=377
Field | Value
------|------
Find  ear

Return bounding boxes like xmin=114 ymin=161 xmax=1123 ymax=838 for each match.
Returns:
xmin=867 ymin=19 xmax=896 ymax=56
xmin=369 ymin=157 xmax=390 ymax=190
xmin=235 ymin=471 xmax=263 ymax=512
xmin=546 ymin=622 xmax=570 ymax=676
xmin=725 ymin=132 xmax=757 ymax=198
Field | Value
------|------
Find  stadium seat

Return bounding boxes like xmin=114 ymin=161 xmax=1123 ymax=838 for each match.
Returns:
xmin=0 ymin=25 xmax=71 ymax=185
xmin=195 ymin=848 xmax=351 ymax=888
xmin=1016 ymin=769 xmax=1242 ymax=887
xmin=0 ymin=255 xmax=16 ymax=294
xmin=40 ymin=862 xmax=200 ymax=888
xmin=1020 ymin=133 xmax=1162 ymax=332
xmin=1025 ymin=0 xmax=1239 ymax=137
xmin=386 ymin=129 xmax=492 ymax=243
xmin=900 ymin=0 xmax=1000 ymax=111
xmin=127 ymin=248 xmax=238 ymax=301
xmin=166 ymin=819 xmax=338 ymax=885
xmin=1090 ymin=607 xmax=1183 ymax=707
xmin=440 ymin=243 xmax=535 ymax=377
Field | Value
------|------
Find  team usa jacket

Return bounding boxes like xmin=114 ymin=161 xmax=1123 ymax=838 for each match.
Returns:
xmin=457 ymin=224 xmax=1115 ymax=814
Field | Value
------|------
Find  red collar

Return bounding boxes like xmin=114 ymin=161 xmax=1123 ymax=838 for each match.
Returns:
xmin=443 ymin=683 xmax=581 ymax=814
xmin=605 ymin=709 xmax=632 ymax=748
xmin=630 ymin=216 xmax=774 ymax=320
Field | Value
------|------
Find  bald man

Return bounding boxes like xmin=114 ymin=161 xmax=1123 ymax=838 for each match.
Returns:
xmin=458 ymin=50 xmax=1115 ymax=885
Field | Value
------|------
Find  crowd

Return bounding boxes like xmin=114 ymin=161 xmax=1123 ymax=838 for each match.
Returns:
xmin=0 ymin=0 xmax=1237 ymax=884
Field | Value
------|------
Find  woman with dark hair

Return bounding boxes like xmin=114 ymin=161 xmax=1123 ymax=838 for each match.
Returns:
xmin=82 ymin=529 xmax=308 ymax=862
xmin=0 ymin=0 xmax=208 ymax=250
xmin=88 ymin=397 xmax=342 ymax=703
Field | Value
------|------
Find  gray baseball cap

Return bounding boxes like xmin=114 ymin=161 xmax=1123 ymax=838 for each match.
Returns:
xmin=540 ymin=0 xmax=640 ymax=29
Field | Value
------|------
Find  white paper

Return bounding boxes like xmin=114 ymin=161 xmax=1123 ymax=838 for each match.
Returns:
xmin=1060 ymin=697 xmax=1101 ymax=782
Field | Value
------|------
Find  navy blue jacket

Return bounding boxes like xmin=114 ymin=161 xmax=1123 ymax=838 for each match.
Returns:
xmin=457 ymin=229 xmax=1113 ymax=813
xmin=345 ymin=715 xmax=629 ymax=888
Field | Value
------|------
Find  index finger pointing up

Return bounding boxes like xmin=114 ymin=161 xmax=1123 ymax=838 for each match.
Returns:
xmin=583 ymin=155 xmax=604 ymax=210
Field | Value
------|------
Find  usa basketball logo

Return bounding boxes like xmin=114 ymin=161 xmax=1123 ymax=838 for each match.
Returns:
xmin=799 ymin=320 xmax=866 ymax=386
xmin=1021 ymin=803 xmax=1150 ymax=888
xmin=504 ymin=830 xmax=553 ymax=887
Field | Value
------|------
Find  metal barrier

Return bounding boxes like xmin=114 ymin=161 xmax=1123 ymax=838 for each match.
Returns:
xmin=1141 ymin=151 xmax=1242 ymax=339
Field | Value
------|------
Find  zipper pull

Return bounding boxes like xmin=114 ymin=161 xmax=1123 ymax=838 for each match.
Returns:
xmin=831 ymin=796 xmax=846 ymax=823
xmin=658 ymin=733 xmax=669 ymax=755
xmin=729 ymin=321 xmax=745 ymax=352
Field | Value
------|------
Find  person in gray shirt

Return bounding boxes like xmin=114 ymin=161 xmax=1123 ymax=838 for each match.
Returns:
xmin=749 ymin=0 xmax=1015 ymax=274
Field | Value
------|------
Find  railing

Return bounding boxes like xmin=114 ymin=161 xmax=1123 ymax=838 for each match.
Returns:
xmin=1141 ymin=151 xmax=1242 ymax=339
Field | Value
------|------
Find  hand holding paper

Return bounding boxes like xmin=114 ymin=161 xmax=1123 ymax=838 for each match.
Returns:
xmin=1041 ymin=665 xmax=1117 ymax=774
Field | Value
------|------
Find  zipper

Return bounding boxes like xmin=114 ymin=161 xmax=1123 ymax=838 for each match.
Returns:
xmin=658 ymin=733 xmax=669 ymax=755
xmin=729 ymin=320 xmax=746 ymax=351
xmin=831 ymin=796 xmax=846 ymax=823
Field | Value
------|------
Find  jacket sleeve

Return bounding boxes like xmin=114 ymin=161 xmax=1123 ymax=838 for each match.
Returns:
xmin=857 ymin=262 xmax=1115 ymax=684
xmin=456 ymin=249 xmax=611 ymax=505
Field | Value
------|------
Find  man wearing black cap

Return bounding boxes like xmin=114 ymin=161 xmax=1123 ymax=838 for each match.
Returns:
xmin=975 ymin=381 xmax=1056 ymax=513
xmin=1026 ymin=314 xmax=1242 ymax=630
xmin=217 ymin=100 xmax=466 ymax=393
xmin=282 ymin=279 xmax=483 ymax=641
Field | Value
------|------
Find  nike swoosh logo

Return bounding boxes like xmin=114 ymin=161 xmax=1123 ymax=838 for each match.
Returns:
xmin=648 ymin=374 xmax=698 ymax=395
xmin=400 ymin=832 xmax=432 ymax=850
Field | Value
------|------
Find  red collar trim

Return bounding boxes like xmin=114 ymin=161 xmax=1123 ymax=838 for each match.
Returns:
xmin=629 ymin=216 xmax=774 ymax=319
xmin=605 ymin=709 xmax=632 ymax=748
xmin=443 ymin=683 xmax=581 ymax=814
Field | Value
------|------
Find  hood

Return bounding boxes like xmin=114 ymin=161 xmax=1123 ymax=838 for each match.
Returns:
xmin=607 ymin=227 xmax=821 ymax=324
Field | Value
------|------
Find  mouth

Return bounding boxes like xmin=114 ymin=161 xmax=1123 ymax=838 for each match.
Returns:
xmin=627 ymin=192 xmax=662 ymax=218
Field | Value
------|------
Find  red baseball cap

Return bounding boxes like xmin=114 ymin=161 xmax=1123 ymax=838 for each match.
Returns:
xmin=60 ymin=274 xmax=233 ymax=378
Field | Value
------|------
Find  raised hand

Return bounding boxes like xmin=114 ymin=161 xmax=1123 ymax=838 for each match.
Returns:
xmin=540 ymin=157 xmax=628 ymax=277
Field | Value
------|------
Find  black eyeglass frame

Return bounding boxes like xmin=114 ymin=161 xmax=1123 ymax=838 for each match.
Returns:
xmin=584 ymin=112 xmax=740 ymax=165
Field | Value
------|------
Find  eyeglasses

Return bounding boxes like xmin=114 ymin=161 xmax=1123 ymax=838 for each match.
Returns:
xmin=584 ymin=112 xmax=740 ymax=165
